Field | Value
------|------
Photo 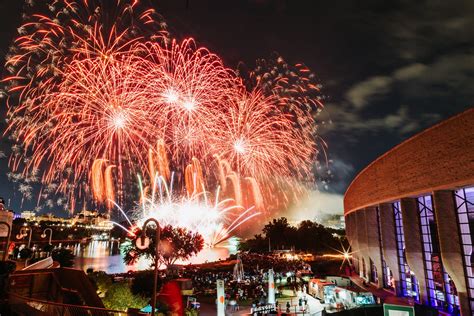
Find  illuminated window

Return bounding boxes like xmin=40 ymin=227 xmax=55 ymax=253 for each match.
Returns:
xmin=454 ymin=186 xmax=474 ymax=314
xmin=418 ymin=195 xmax=458 ymax=313
xmin=393 ymin=201 xmax=419 ymax=300
xmin=370 ymin=258 xmax=378 ymax=284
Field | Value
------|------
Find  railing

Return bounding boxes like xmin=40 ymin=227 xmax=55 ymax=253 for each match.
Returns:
xmin=8 ymin=292 xmax=132 ymax=316
xmin=21 ymin=257 xmax=55 ymax=270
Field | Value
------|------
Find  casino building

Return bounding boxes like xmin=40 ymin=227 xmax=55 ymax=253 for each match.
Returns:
xmin=344 ymin=108 xmax=474 ymax=315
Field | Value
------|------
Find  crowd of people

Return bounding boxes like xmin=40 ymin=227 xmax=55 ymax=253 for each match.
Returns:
xmin=178 ymin=253 xmax=311 ymax=310
xmin=237 ymin=252 xmax=311 ymax=274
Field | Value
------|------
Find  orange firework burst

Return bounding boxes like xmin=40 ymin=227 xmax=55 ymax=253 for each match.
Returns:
xmin=9 ymin=52 xmax=159 ymax=195
xmin=211 ymin=89 xmax=314 ymax=181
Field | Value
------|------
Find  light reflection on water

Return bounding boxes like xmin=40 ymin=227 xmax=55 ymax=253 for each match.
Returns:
xmin=72 ymin=239 xmax=237 ymax=274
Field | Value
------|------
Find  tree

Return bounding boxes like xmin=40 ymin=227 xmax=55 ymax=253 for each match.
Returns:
xmin=263 ymin=217 xmax=297 ymax=250
xmin=52 ymin=248 xmax=75 ymax=267
xmin=102 ymin=282 xmax=148 ymax=311
xmin=123 ymin=225 xmax=204 ymax=268
xmin=238 ymin=234 xmax=268 ymax=252
xmin=240 ymin=218 xmax=349 ymax=254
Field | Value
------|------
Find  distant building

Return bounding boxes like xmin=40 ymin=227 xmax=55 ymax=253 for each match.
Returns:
xmin=71 ymin=210 xmax=110 ymax=227
xmin=34 ymin=213 xmax=69 ymax=224
xmin=344 ymin=109 xmax=474 ymax=315
xmin=17 ymin=209 xmax=111 ymax=230
xmin=20 ymin=211 xmax=36 ymax=220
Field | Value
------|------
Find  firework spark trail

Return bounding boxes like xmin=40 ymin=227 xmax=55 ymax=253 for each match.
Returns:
xmin=245 ymin=177 xmax=264 ymax=211
xmin=104 ymin=165 xmax=116 ymax=210
xmin=148 ymin=139 xmax=171 ymax=186
xmin=91 ymin=158 xmax=107 ymax=202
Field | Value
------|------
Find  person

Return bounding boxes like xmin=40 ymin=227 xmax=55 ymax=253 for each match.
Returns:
xmin=286 ymin=301 xmax=291 ymax=313
xmin=229 ymin=299 xmax=236 ymax=311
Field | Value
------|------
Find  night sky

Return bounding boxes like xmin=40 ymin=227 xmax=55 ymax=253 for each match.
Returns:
xmin=0 ymin=0 xmax=473 ymax=218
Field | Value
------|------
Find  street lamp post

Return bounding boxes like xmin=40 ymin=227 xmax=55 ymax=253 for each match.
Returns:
xmin=136 ymin=218 xmax=161 ymax=316
xmin=41 ymin=228 xmax=53 ymax=245
xmin=16 ymin=226 xmax=33 ymax=266
xmin=16 ymin=227 xmax=33 ymax=249
xmin=0 ymin=221 xmax=11 ymax=261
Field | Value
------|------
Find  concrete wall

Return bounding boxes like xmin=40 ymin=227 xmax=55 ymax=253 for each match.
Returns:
xmin=345 ymin=108 xmax=474 ymax=215
xmin=355 ymin=209 xmax=370 ymax=279
xmin=347 ymin=212 xmax=360 ymax=274
xmin=400 ymin=198 xmax=427 ymax=304
xmin=379 ymin=203 xmax=401 ymax=295
xmin=365 ymin=207 xmax=384 ymax=288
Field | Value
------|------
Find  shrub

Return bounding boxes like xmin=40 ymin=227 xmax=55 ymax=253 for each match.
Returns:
xmin=52 ymin=248 xmax=75 ymax=267
xmin=102 ymin=282 xmax=148 ymax=311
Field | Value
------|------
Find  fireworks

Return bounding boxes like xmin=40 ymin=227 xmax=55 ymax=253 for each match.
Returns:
xmin=238 ymin=53 xmax=327 ymax=159
xmin=3 ymin=0 xmax=324 ymax=239
xmin=135 ymin=39 xmax=238 ymax=167
xmin=212 ymin=89 xmax=313 ymax=180
xmin=112 ymin=175 xmax=260 ymax=247
xmin=3 ymin=0 xmax=168 ymax=209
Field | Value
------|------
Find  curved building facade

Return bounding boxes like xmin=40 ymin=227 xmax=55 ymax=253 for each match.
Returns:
xmin=344 ymin=108 xmax=474 ymax=315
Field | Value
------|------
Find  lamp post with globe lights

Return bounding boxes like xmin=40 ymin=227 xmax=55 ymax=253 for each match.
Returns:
xmin=16 ymin=226 xmax=33 ymax=266
xmin=16 ymin=226 xmax=32 ymax=249
xmin=136 ymin=218 xmax=161 ymax=316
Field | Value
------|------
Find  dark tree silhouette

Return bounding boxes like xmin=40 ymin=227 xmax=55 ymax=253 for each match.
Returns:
xmin=263 ymin=217 xmax=297 ymax=250
xmin=240 ymin=217 xmax=347 ymax=254
xmin=52 ymin=248 xmax=75 ymax=267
